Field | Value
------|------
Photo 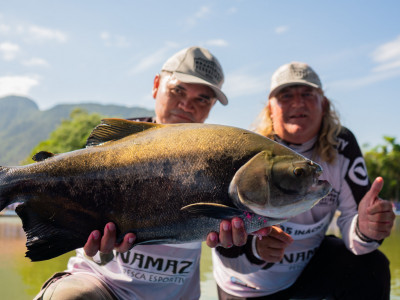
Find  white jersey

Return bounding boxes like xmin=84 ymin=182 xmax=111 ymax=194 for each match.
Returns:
xmin=67 ymin=242 xmax=201 ymax=300
xmin=212 ymin=128 xmax=380 ymax=297
xmin=65 ymin=117 xmax=202 ymax=299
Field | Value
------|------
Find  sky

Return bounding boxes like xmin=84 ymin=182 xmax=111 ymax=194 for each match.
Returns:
xmin=0 ymin=0 xmax=399 ymax=149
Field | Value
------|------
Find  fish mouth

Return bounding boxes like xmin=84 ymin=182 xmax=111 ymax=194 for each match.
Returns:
xmin=309 ymin=160 xmax=323 ymax=185
xmin=308 ymin=179 xmax=332 ymax=196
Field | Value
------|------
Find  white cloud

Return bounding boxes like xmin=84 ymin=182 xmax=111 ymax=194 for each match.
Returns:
xmin=27 ymin=25 xmax=67 ymax=43
xmin=0 ymin=75 xmax=40 ymax=97
xmin=130 ymin=42 xmax=179 ymax=75
xmin=0 ymin=42 xmax=20 ymax=61
xmin=227 ymin=7 xmax=237 ymax=15
xmin=275 ymin=26 xmax=289 ymax=35
xmin=329 ymin=36 xmax=400 ymax=90
xmin=224 ymin=72 xmax=267 ymax=98
xmin=328 ymin=68 xmax=400 ymax=90
xmin=195 ymin=6 xmax=211 ymax=19
xmin=371 ymin=35 xmax=400 ymax=72
xmin=22 ymin=57 xmax=50 ymax=67
xmin=205 ymin=39 xmax=229 ymax=47
xmin=100 ymin=31 xmax=129 ymax=47
xmin=0 ymin=24 xmax=10 ymax=34
xmin=100 ymin=31 xmax=110 ymax=40
xmin=185 ymin=6 xmax=211 ymax=28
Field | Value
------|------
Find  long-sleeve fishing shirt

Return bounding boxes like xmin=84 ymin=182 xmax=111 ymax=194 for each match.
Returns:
xmin=212 ymin=127 xmax=381 ymax=298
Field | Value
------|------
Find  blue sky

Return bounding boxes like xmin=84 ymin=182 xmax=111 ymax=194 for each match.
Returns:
xmin=0 ymin=0 xmax=399 ymax=148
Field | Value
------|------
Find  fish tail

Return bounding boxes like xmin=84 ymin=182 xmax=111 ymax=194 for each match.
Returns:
xmin=0 ymin=166 xmax=13 ymax=211
xmin=16 ymin=202 xmax=89 ymax=261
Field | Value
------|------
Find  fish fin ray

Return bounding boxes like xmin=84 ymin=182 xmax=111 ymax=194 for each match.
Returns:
xmin=181 ymin=202 xmax=244 ymax=219
xmin=86 ymin=118 xmax=163 ymax=147
xmin=16 ymin=203 xmax=87 ymax=261
xmin=32 ymin=151 xmax=55 ymax=162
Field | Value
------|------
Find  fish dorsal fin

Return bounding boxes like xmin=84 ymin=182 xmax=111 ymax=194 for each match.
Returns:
xmin=86 ymin=118 xmax=163 ymax=147
xmin=32 ymin=151 xmax=55 ymax=162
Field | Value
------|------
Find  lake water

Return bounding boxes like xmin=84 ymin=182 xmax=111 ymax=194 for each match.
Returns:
xmin=1 ymin=216 xmax=399 ymax=299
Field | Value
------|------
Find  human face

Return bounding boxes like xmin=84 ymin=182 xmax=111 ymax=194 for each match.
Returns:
xmin=268 ymin=85 xmax=326 ymax=144
xmin=152 ymin=73 xmax=217 ymax=124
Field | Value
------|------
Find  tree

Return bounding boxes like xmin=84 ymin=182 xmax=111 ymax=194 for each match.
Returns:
xmin=364 ymin=136 xmax=400 ymax=201
xmin=24 ymin=108 xmax=103 ymax=164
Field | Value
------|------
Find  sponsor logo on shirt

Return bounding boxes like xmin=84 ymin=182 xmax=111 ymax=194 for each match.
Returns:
xmin=348 ymin=156 xmax=369 ymax=186
xmin=115 ymin=250 xmax=196 ymax=285
xmin=317 ymin=189 xmax=339 ymax=206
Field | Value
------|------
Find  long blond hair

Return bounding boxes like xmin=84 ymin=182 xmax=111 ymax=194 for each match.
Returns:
xmin=251 ymin=90 xmax=342 ymax=164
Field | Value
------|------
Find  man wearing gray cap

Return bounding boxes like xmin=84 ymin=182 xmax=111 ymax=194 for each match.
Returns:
xmin=213 ymin=62 xmax=395 ymax=300
xmin=34 ymin=46 xmax=262 ymax=300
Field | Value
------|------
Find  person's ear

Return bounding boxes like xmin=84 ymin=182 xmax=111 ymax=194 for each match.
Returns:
xmin=152 ymin=74 xmax=161 ymax=99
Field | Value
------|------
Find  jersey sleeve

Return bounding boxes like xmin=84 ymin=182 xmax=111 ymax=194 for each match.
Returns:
xmin=335 ymin=128 xmax=380 ymax=254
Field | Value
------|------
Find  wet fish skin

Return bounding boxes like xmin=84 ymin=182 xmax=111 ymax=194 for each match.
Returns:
xmin=0 ymin=119 xmax=331 ymax=261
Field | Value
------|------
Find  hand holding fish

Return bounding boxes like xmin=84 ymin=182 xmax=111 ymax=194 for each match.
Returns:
xmin=255 ymin=226 xmax=293 ymax=262
xmin=85 ymin=217 xmax=259 ymax=257
xmin=357 ymin=177 xmax=395 ymax=241
xmin=84 ymin=222 xmax=136 ymax=257
xmin=206 ymin=217 xmax=262 ymax=248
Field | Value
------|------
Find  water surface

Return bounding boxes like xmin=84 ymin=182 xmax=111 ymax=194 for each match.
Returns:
xmin=0 ymin=216 xmax=399 ymax=299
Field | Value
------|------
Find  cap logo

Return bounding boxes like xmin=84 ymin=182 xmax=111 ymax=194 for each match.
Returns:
xmin=291 ymin=66 xmax=318 ymax=82
xmin=194 ymin=57 xmax=222 ymax=84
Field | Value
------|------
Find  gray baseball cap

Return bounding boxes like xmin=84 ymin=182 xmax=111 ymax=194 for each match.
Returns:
xmin=269 ymin=62 xmax=322 ymax=98
xmin=161 ymin=46 xmax=228 ymax=105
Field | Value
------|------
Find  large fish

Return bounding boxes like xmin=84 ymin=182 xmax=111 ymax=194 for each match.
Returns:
xmin=0 ymin=119 xmax=331 ymax=262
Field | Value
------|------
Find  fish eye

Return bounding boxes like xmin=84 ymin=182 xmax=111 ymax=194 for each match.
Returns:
xmin=293 ymin=167 xmax=304 ymax=177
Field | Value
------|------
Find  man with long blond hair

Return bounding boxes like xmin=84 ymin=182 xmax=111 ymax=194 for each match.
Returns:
xmin=213 ymin=62 xmax=395 ymax=300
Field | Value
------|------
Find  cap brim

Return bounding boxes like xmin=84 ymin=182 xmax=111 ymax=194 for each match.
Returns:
xmin=173 ymin=72 xmax=228 ymax=105
xmin=269 ymin=81 xmax=320 ymax=99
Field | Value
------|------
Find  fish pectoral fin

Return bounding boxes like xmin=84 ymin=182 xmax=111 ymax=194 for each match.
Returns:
xmin=32 ymin=151 xmax=55 ymax=162
xmin=229 ymin=151 xmax=270 ymax=207
xmin=86 ymin=118 xmax=164 ymax=147
xmin=16 ymin=203 xmax=87 ymax=262
xmin=181 ymin=203 xmax=243 ymax=219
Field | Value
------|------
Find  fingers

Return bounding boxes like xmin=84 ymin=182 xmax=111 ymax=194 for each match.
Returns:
xmin=84 ymin=230 xmax=101 ymax=257
xmin=367 ymin=199 xmax=394 ymax=215
xmin=252 ymin=227 xmax=272 ymax=237
xmin=255 ymin=226 xmax=293 ymax=262
xmin=218 ymin=220 xmax=233 ymax=248
xmin=368 ymin=177 xmax=384 ymax=202
xmin=84 ymin=222 xmax=136 ymax=257
xmin=364 ymin=202 xmax=395 ymax=240
xmin=115 ymin=232 xmax=136 ymax=253
xmin=231 ymin=217 xmax=247 ymax=246
xmin=100 ymin=222 xmax=117 ymax=254
xmin=268 ymin=226 xmax=294 ymax=244
xmin=207 ymin=217 xmax=253 ymax=248
xmin=206 ymin=232 xmax=219 ymax=248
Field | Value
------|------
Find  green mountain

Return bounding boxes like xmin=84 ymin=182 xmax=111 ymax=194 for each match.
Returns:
xmin=0 ymin=95 xmax=155 ymax=166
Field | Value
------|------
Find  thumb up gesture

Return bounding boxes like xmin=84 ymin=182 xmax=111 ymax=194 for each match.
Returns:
xmin=357 ymin=177 xmax=395 ymax=241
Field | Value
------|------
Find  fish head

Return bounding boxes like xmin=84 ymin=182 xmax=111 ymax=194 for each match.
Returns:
xmin=229 ymin=150 xmax=331 ymax=219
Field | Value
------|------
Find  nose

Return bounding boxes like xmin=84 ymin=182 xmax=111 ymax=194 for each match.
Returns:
xmin=178 ymin=97 xmax=195 ymax=112
xmin=292 ymin=92 xmax=305 ymax=106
